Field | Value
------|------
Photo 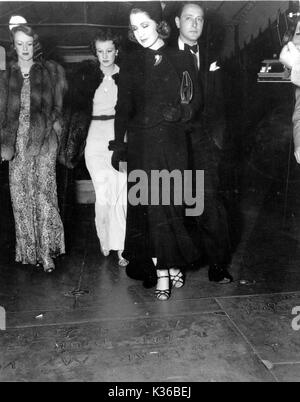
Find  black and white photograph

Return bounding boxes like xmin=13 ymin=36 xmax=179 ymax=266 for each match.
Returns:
xmin=0 ymin=0 xmax=300 ymax=384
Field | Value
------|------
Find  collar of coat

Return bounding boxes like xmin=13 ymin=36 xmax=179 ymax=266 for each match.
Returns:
xmin=96 ymin=62 xmax=120 ymax=87
xmin=70 ymin=60 xmax=119 ymax=114
xmin=81 ymin=60 xmax=119 ymax=88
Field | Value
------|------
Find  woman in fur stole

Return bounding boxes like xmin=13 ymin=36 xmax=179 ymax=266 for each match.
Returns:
xmin=0 ymin=24 xmax=67 ymax=272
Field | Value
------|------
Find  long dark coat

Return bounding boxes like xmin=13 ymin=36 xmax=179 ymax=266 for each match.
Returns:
xmin=114 ymin=46 xmax=201 ymax=273
xmin=60 ymin=60 xmax=119 ymax=168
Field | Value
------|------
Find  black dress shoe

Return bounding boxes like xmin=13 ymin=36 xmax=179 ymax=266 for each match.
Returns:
xmin=208 ymin=264 xmax=233 ymax=284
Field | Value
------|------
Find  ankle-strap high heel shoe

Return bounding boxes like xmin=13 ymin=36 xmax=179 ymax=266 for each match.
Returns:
xmin=169 ymin=269 xmax=185 ymax=289
xmin=155 ymin=272 xmax=171 ymax=301
xmin=43 ymin=257 xmax=55 ymax=273
xmin=100 ymin=245 xmax=110 ymax=257
xmin=117 ymin=250 xmax=129 ymax=267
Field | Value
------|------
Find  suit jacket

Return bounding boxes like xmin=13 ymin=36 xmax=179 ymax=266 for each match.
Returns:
xmin=175 ymin=40 xmax=226 ymax=147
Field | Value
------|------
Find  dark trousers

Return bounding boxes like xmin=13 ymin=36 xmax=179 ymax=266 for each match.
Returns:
xmin=188 ymin=127 xmax=231 ymax=266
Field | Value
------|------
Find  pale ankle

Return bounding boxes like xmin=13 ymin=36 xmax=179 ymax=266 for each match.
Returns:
xmin=157 ymin=269 xmax=169 ymax=277
xmin=169 ymin=267 xmax=180 ymax=275
xmin=155 ymin=269 xmax=171 ymax=300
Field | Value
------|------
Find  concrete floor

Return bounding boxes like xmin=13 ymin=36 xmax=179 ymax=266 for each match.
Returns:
xmin=1 ymin=158 xmax=300 ymax=382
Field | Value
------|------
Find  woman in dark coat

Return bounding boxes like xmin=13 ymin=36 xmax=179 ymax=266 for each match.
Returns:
xmin=61 ymin=31 xmax=128 ymax=266
xmin=0 ymin=24 xmax=67 ymax=272
xmin=110 ymin=2 xmax=201 ymax=300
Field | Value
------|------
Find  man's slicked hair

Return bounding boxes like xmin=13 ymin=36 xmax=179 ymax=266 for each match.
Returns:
xmin=175 ymin=1 xmax=205 ymax=18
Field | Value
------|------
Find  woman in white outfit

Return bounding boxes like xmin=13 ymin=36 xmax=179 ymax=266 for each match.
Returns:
xmin=84 ymin=30 xmax=128 ymax=266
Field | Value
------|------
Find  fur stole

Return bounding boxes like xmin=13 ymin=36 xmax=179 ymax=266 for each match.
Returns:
xmin=0 ymin=70 xmax=8 ymax=130
xmin=0 ymin=60 xmax=67 ymax=161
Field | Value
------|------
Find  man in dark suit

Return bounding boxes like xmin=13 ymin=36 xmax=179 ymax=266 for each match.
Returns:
xmin=173 ymin=1 xmax=233 ymax=283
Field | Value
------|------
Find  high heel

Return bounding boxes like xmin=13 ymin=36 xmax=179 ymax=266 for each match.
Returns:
xmin=155 ymin=271 xmax=170 ymax=301
xmin=169 ymin=268 xmax=185 ymax=289
xmin=43 ymin=257 xmax=55 ymax=273
xmin=118 ymin=250 xmax=129 ymax=267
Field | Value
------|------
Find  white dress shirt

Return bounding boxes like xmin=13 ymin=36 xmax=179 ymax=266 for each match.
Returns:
xmin=178 ymin=37 xmax=200 ymax=70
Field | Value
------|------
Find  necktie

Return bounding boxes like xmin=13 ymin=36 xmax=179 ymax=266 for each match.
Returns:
xmin=184 ymin=43 xmax=199 ymax=71
xmin=184 ymin=43 xmax=199 ymax=54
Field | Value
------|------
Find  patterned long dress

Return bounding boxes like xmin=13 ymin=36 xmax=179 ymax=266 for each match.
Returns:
xmin=9 ymin=76 xmax=65 ymax=266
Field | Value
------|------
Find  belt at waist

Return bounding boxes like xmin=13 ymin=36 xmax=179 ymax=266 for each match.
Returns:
xmin=92 ymin=115 xmax=115 ymax=121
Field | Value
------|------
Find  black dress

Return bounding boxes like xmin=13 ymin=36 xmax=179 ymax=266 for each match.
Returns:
xmin=114 ymin=46 xmax=201 ymax=275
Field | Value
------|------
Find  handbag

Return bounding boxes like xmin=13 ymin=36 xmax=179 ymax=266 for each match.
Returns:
xmin=180 ymin=71 xmax=193 ymax=104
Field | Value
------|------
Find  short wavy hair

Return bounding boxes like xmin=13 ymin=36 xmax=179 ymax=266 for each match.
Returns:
xmin=175 ymin=1 xmax=205 ymax=18
xmin=90 ymin=29 xmax=121 ymax=56
xmin=10 ymin=24 xmax=43 ymax=61
xmin=128 ymin=8 xmax=170 ymax=43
